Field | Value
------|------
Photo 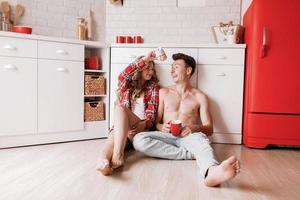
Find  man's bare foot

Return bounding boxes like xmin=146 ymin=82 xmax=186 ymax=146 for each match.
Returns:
xmin=111 ymin=153 xmax=124 ymax=169
xmin=204 ymin=156 xmax=240 ymax=187
xmin=96 ymin=159 xmax=113 ymax=176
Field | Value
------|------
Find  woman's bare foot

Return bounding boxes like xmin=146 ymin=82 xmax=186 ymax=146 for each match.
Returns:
xmin=111 ymin=153 xmax=124 ymax=169
xmin=96 ymin=159 xmax=113 ymax=176
xmin=204 ymin=156 xmax=240 ymax=187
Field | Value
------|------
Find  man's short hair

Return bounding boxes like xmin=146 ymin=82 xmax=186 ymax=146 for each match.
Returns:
xmin=172 ymin=53 xmax=196 ymax=76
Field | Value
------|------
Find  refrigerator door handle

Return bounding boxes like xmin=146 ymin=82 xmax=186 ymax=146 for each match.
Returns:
xmin=261 ymin=27 xmax=267 ymax=58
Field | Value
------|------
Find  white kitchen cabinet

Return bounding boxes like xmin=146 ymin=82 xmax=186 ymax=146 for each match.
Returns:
xmin=198 ymin=65 xmax=244 ymax=135
xmin=110 ymin=44 xmax=245 ymax=144
xmin=0 ymin=57 xmax=37 ymax=136
xmin=0 ymin=32 xmax=109 ymax=148
xmin=197 ymin=47 xmax=245 ymax=144
xmin=38 ymin=59 xmax=84 ymax=133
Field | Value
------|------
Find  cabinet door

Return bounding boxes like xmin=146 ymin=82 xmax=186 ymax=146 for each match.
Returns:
xmin=38 ymin=60 xmax=84 ymax=133
xmin=0 ymin=57 xmax=37 ymax=136
xmin=198 ymin=65 xmax=244 ymax=134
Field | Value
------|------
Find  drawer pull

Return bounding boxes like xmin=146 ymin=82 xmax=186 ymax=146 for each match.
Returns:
xmin=56 ymin=49 xmax=68 ymax=55
xmin=2 ymin=44 xmax=17 ymax=51
xmin=216 ymin=73 xmax=226 ymax=76
xmin=56 ymin=67 xmax=68 ymax=72
xmin=3 ymin=65 xmax=17 ymax=70
xmin=128 ymin=54 xmax=137 ymax=59
xmin=216 ymin=56 xmax=227 ymax=60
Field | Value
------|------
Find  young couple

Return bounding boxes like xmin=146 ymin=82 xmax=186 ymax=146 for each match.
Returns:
xmin=96 ymin=50 xmax=240 ymax=187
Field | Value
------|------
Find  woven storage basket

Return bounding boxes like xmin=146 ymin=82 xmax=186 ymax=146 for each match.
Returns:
xmin=85 ymin=75 xmax=105 ymax=95
xmin=84 ymin=101 xmax=105 ymax=121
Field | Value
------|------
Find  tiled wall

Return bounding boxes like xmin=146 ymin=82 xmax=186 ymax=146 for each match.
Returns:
xmin=6 ymin=0 xmax=105 ymax=41
xmin=106 ymin=0 xmax=242 ymax=43
xmin=4 ymin=0 xmax=246 ymax=43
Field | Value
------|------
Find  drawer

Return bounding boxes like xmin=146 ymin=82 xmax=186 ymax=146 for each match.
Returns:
xmin=198 ymin=48 xmax=244 ymax=65
xmin=111 ymin=47 xmax=152 ymax=63
xmin=38 ymin=41 xmax=84 ymax=61
xmin=0 ymin=37 xmax=37 ymax=58
xmin=111 ymin=47 xmax=198 ymax=64
xmin=160 ymin=48 xmax=198 ymax=64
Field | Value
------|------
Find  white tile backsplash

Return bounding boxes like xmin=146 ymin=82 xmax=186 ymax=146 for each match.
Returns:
xmin=4 ymin=0 xmax=247 ymax=44
xmin=6 ymin=0 xmax=105 ymax=42
xmin=106 ymin=0 xmax=241 ymax=44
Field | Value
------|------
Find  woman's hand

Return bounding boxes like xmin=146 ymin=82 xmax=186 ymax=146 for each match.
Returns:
xmin=143 ymin=51 xmax=156 ymax=63
xmin=130 ymin=120 xmax=147 ymax=135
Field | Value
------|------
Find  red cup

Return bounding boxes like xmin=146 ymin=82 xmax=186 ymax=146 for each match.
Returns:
xmin=116 ymin=36 xmax=125 ymax=43
xmin=170 ymin=120 xmax=182 ymax=136
xmin=133 ymin=36 xmax=142 ymax=43
xmin=124 ymin=36 xmax=133 ymax=43
xmin=85 ymin=56 xmax=99 ymax=70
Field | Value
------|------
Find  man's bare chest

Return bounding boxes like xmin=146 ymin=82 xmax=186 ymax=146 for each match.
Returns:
xmin=164 ymin=95 xmax=199 ymax=114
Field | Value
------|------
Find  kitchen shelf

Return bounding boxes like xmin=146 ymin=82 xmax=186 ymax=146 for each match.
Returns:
xmin=84 ymin=95 xmax=106 ymax=98
xmin=84 ymin=69 xmax=106 ymax=73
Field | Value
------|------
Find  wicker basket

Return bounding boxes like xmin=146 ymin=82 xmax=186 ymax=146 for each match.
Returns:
xmin=85 ymin=75 xmax=105 ymax=95
xmin=84 ymin=101 xmax=105 ymax=121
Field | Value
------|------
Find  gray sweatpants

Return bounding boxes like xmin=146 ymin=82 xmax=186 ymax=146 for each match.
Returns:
xmin=133 ymin=131 xmax=219 ymax=178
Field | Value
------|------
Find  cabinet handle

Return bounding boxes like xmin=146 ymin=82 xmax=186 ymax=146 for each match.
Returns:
xmin=2 ymin=44 xmax=17 ymax=51
xmin=128 ymin=54 xmax=137 ymax=59
xmin=56 ymin=49 xmax=68 ymax=55
xmin=216 ymin=73 xmax=226 ymax=76
xmin=3 ymin=64 xmax=18 ymax=70
xmin=216 ymin=56 xmax=227 ymax=60
xmin=56 ymin=67 xmax=68 ymax=72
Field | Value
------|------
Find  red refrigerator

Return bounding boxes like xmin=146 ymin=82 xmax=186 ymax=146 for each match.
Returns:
xmin=243 ymin=0 xmax=300 ymax=148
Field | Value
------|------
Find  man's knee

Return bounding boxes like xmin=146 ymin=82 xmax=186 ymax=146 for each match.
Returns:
xmin=132 ymin=132 xmax=151 ymax=152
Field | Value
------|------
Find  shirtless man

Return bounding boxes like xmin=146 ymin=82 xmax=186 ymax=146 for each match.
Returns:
xmin=133 ymin=53 xmax=240 ymax=187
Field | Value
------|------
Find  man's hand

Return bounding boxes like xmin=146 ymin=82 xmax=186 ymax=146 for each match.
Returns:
xmin=161 ymin=122 xmax=171 ymax=133
xmin=180 ymin=126 xmax=193 ymax=137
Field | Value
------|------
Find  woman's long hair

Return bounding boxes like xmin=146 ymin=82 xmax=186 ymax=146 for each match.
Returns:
xmin=118 ymin=56 xmax=159 ymax=102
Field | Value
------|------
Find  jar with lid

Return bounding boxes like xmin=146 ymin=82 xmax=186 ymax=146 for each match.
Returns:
xmin=77 ymin=17 xmax=86 ymax=40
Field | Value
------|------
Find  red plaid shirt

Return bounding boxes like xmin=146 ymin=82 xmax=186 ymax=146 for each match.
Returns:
xmin=118 ymin=59 xmax=159 ymax=128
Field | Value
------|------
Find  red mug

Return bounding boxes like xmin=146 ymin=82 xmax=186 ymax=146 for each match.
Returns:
xmin=125 ymin=36 xmax=132 ymax=43
xmin=133 ymin=36 xmax=142 ymax=43
xmin=85 ymin=56 xmax=99 ymax=70
xmin=170 ymin=120 xmax=182 ymax=136
xmin=116 ymin=36 xmax=125 ymax=43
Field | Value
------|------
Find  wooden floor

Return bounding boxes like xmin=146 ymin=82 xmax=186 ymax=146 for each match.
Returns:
xmin=0 ymin=139 xmax=299 ymax=200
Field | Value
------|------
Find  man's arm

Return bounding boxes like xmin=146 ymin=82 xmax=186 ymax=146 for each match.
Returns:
xmin=194 ymin=94 xmax=213 ymax=136
xmin=156 ymin=88 xmax=170 ymax=132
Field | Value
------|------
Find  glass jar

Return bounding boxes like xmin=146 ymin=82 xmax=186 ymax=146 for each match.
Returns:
xmin=0 ymin=12 xmax=2 ymax=31
xmin=77 ymin=18 xmax=86 ymax=40
xmin=1 ymin=14 xmax=11 ymax=32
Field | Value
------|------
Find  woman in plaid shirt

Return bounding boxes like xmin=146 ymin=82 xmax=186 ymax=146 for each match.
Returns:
xmin=97 ymin=51 xmax=160 ymax=175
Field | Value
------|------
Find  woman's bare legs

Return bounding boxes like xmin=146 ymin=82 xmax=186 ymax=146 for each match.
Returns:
xmin=111 ymin=104 xmax=141 ymax=168
xmin=96 ymin=133 xmax=114 ymax=176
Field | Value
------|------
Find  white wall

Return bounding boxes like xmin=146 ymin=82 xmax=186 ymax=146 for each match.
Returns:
xmin=6 ymin=0 xmax=106 ymax=41
xmin=106 ymin=0 xmax=242 ymax=43
xmin=4 ymin=0 xmax=251 ymax=43
xmin=241 ymin=0 xmax=253 ymax=23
